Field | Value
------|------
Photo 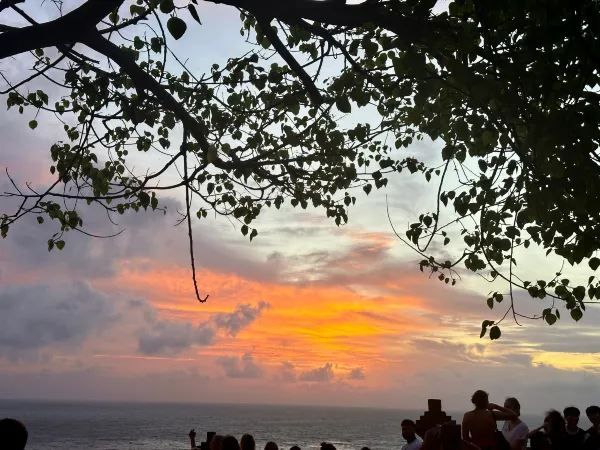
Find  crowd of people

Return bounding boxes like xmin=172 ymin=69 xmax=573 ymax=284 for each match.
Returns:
xmin=187 ymin=432 xmax=345 ymax=450
xmin=186 ymin=390 xmax=600 ymax=450
xmin=414 ymin=390 xmax=600 ymax=450
xmin=1 ymin=390 xmax=599 ymax=450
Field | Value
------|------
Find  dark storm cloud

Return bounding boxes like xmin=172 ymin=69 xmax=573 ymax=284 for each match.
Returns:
xmin=0 ymin=282 xmax=114 ymax=356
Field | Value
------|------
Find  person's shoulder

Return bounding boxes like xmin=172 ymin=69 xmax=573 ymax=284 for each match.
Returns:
xmin=407 ymin=439 xmax=422 ymax=450
xmin=514 ymin=422 xmax=529 ymax=438
xmin=425 ymin=425 xmax=441 ymax=437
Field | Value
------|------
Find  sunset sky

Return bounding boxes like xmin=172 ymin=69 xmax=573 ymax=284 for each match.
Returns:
xmin=1 ymin=0 xmax=599 ymax=418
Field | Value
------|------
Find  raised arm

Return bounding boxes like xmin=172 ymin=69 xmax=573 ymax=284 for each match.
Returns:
xmin=189 ymin=429 xmax=198 ymax=450
xmin=487 ymin=403 xmax=518 ymax=421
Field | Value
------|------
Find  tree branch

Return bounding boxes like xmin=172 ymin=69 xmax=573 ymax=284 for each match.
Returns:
xmin=203 ymin=0 xmax=431 ymax=41
xmin=256 ymin=15 xmax=323 ymax=105
xmin=0 ymin=0 xmax=123 ymax=59
xmin=0 ymin=0 xmax=24 ymax=14
xmin=82 ymin=32 xmax=213 ymax=156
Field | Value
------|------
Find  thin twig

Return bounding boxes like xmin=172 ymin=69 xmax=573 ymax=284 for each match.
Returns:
xmin=183 ymin=131 xmax=209 ymax=303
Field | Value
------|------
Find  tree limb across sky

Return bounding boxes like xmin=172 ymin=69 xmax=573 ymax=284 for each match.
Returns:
xmin=0 ymin=0 xmax=599 ymax=337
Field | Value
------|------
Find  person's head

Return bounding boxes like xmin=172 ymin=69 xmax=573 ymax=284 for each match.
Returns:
xmin=320 ymin=443 xmax=336 ymax=450
xmin=563 ymin=406 xmax=580 ymax=428
xmin=241 ymin=434 xmax=255 ymax=450
xmin=360 ymin=447 xmax=370 ymax=450
xmin=471 ymin=390 xmax=489 ymax=409
xmin=544 ymin=410 xmax=566 ymax=435
xmin=586 ymin=406 xmax=600 ymax=426
xmin=0 ymin=419 xmax=28 ymax=450
xmin=210 ymin=434 xmax=224 ymax=450
xmin=222 ymin=436 xmax=240 ymax=450
xmin=264 ymin=441 xmax=278 ymax=450
xmin=504 ymin=397 xmax=521 ymax=417
xmin=290 ymin=446 xmax=301 ymax=450
xmin=401 ymin=419 xmax=417 ymax=441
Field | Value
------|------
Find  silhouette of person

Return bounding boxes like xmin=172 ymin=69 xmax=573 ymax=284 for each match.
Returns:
xmin=528 ymin=410 xmax=566 ymax=450
xmin=320 ymin=443 xmax=336 ymax=450
xmin=290 ymin=446 xmax=301 ymax=450
xmin=584 ymin=406 xmax=600 ymax=450
xmin=189 ymin=429 xmax=199 ymax=449
xmin=265 ymin=441 xmax=279 ymax=450
xmin=563 ymin=407 xmax=586 ymax=449
xmin=501 ymin=397 xmax=529 ymax=450
xmin=462 ymin=390 xmax=517 ymax=450
xmin=222 ymin=435 xmax=241 ymax=450
xmin=401 ymin=419 xmax=422 ymax=450
xmin=0 ymin=418 xmax=28 ymax=450
xmin=209 ymin=435 xmax=225 ymax=450
xmin=241 ymin=434 xmax=256 ymax=450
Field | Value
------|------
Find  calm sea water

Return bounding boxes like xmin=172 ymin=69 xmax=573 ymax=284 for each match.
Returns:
xmin=0 ymin=400 xmax=423 ymax=450
xmin=0 ymin=400 xmax=553 ymax=450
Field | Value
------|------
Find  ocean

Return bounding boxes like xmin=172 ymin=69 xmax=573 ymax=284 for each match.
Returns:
xmin=0 ymin=400 xmax=548 ymax=450
xmin=0 ymin=400 xmax=421 ymax=450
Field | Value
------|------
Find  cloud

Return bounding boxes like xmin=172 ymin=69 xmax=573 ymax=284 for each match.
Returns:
xmin=276 ymin=362 xmax=363 ymax=384
xmin=137 ymin=302 xmax=269 ymax=355
xmin=138 ymin=321 xmax=215 ymax=355
xmin=0 ymin=282 xmax=114 ymax=357
xmin=278 ymin=361 xmax=297 ymax=382
xmin=347 ymin=367 xmax=366 ymax=380
xmin=409 ymin=339 xmax=487 ymax=364
xmin=299 ymin=363 xmax=335 ymax=382
xmin=217 ymin=353 xmax=263 ymax=378
xmin=214 ymin=301 xmax=270 ymax=336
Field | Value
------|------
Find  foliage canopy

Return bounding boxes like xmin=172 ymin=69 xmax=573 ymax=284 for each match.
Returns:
xmin=1 ymin=0 xmax=599 ymax=336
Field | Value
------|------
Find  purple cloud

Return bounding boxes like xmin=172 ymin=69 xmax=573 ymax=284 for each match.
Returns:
xmin=217 ymin=353 xmax=263 ymax=379
xmin=299 ymin=363 xmax=334 ymax=382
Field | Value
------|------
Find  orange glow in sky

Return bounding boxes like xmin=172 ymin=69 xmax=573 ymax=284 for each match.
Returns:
xmin=101 ymin=259 xmax=436 ymax=377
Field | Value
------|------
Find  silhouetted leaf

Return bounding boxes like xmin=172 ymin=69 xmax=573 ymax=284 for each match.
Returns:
xmin=489 ymin=325 xmax=501 ymax=340
xmin=167 ymin=17 xmax=187 ymax=40
xmin=335 ymin=96 xmax=351 ymax=113
xmin=188 ymin=5 xmax=201 ymax=23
